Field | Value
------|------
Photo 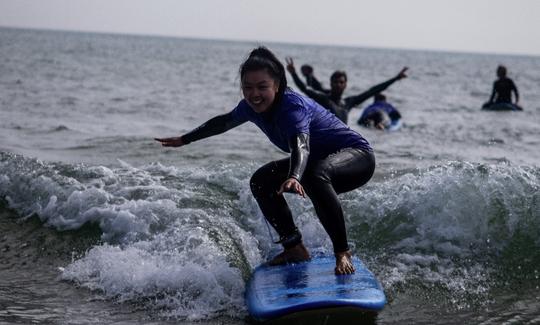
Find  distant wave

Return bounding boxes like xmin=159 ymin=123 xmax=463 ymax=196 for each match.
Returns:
xmin=52 ymin=125 xmax=70 ymax=132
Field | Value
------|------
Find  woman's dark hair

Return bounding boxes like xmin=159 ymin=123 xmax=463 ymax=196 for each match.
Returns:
xmin=240 ymin=47 xmax=287 ymax=105
xmin=300 ymin=64 xmax=313 ymax=75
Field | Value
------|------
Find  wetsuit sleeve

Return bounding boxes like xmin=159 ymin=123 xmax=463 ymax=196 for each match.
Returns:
xmin=280 ymin=101 xmax=311 ymax=180
xmin=288 ymin=133 xmax=310 ymax=180
xmin=345 ymin=76 xmax=400 ymax=109
xmin=307 ymin=76 xmax=328 ymax=93
xmin=289 ymin=70 xmax=330 ymax=104
xmin=181 ymin=112 xmax=244 ymax=144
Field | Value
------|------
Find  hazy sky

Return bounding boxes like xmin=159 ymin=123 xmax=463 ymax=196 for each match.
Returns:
xmin=1 ymin=0 xmax=539 ymax=56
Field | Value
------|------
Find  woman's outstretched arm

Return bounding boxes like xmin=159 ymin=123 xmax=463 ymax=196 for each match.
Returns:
xmin=155 ymin=112 xmax=243 ymax=147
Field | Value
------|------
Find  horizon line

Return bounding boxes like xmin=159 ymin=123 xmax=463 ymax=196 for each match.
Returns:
xmin=1 ymin=24 xmax=539 ymax=59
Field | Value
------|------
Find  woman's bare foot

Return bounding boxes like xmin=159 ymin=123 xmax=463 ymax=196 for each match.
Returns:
xmin=335 ymin=250 xmax=355 ymax=275
xmin=268 ymin=242 xmax=311 ymax=266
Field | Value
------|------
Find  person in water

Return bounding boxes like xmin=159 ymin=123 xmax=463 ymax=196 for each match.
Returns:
xmin=155 ymin=47 xmax=376 ymax=275
xmin=357 ymin=93 xmax=401 ymax=130
xmin=484 ymin=65 xmax=521 ymax=109
xmin=285 ymin=57 xmax=408 ymax=124
xmin=300 ymin=64 xmax=329 ymax=93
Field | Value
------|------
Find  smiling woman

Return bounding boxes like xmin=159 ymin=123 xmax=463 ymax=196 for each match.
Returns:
xmin=2 ymin=27 xmax=540 ymax=324
xmin=155 ymin=47 xmax=377 ymax=276
xmin=240 ymin=52 xmax=285 ymax=113
xmin=241 ymin=70 xmax=279 ymax=113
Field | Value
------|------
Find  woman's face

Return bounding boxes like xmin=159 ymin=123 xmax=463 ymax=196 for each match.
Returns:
xmin=242 ymin=69 xmax=279 ymax=113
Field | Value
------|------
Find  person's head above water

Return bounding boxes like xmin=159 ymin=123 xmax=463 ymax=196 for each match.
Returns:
xmin=300 ymin=64 xmax=314 ymax=77
xmin=329 ymin=70 xmax=348 ymax=97
xmin=496 ymin=65 xmax=507 ymax=78
xmin=240 ymin=47 xmax=287 ymax=113
xmin=374 ymin=93 xmax=386 ymax=102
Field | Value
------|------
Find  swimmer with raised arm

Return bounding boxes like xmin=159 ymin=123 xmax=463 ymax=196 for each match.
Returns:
xmin=286 ymin=57 xmax=408 ymax=124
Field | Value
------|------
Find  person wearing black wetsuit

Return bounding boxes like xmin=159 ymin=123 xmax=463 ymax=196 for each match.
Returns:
xmin=155 ymin=47 xmax=376 ymax=275
xmin=488 ymin=65 xmax=520 ymax=104
xmin=286 ymin=57 xmax=408 ymax=124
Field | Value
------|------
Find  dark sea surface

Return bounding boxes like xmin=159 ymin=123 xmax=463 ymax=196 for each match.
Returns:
xmin=1 ymin=27 xmax=539 ymax=324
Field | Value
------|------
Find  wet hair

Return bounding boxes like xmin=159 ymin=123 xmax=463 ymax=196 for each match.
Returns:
xmin=300 ymin=64 xmax=313 ymax=75
xmin=374 ymin=93 xmax=386 ymax=102
xmin=330 ymin=70 xmax=347 ymax=82
xmin=240 ymin=47 xmax=287 ymax=104
xmin=497 ymin=65 xmax=507 ymax=78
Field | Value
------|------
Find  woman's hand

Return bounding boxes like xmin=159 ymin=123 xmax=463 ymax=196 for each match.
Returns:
xmin=278 ymin=177 xmax=306 ymax=198
xmin=154 ymin=136 xmax=185 ymax=147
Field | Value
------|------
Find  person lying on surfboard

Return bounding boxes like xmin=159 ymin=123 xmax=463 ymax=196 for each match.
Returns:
xmin=357 ymin=93 xmax=402 ymax=130
xmin=155 ymin=47 xmax=375 ymax=275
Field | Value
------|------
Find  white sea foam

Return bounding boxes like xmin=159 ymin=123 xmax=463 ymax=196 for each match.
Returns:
xmin=61 ymin=237 xmax=246 ymax=320
xmin=1 ymin=152 xmax=539 ymax=319
xmin=347 ymin=161 xmax=539 ymax=308
xmin=348 ymin=161 xmax=539 ymax=257
xmin=0 ymin=154 xmax=267 ymax=319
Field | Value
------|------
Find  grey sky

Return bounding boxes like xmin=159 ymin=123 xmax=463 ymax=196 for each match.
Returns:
xmin=1 ymin=0 xmax=539 ymax=56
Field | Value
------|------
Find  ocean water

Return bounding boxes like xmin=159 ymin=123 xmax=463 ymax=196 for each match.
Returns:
xmin=1 ymin=27 xmax=539 ymax=324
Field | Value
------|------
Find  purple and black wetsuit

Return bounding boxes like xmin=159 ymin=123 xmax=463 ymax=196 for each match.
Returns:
xmin=182 ymin=90 xmax=375 ymax=254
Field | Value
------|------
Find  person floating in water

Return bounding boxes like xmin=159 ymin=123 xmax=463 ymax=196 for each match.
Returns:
xmin=285 ymin=57 xmax=408 ymax=124
xmin=300 ymin=64 xmax=329 ymax=93
xmin=357 ymin=93 xmax=402 ymax=130
xmin=155 ymin=47 xmax=376 ymax=275
xmin=483 ymin=65 xmax=522 ymax=111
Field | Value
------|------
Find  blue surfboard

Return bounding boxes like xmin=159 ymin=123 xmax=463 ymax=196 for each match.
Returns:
xmin=245 ymin=255 xmax=386 ymax=322
xmin=387 ymin=118 xmax=402 ymax=132
xmin=482 ymin=102 xmax=523 ymax=111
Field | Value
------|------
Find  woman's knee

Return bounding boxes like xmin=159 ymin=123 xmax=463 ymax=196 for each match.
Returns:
xmin=357 ymin=152 xmax=376 ymax=185
xmin=250 ymin=162 xmax=280 ymax=197
xmin=329 ymin=149 xmax=375 ymax=193
xmin=250 ymin=169 xmax=267 ymax=196
xmin=303 ymin=161 xmax=331 ymax=185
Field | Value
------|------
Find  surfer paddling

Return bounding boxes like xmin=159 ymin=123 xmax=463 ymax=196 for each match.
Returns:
xmin=155 ymin=47 xmax=375 ymax=275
